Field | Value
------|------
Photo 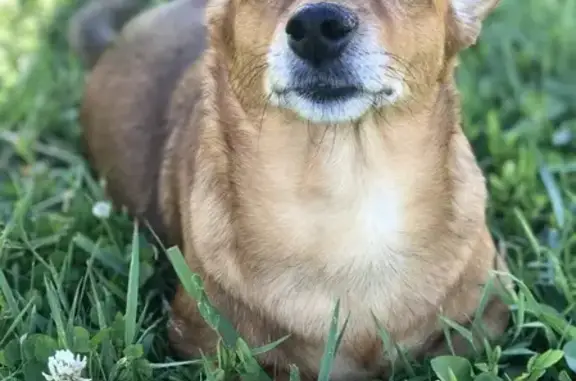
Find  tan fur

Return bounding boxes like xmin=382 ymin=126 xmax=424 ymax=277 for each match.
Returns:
xmin=72 ymin=0 xmax=511 ymax=379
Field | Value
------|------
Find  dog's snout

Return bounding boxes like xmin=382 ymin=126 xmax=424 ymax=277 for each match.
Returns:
xmin=285 ymin=2 xmax=358 ymax=67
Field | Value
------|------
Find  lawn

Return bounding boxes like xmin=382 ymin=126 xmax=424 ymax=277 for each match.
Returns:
xmin=0 ymin=0 xmax=575 ymax=380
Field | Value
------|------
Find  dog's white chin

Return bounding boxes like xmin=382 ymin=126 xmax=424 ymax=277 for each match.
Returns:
xmin=269 ymin=92 xmax=387 ymax=124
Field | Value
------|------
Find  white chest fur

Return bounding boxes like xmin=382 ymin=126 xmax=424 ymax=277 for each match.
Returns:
xmin=249 ymin=131 xmax=413 ymax=339
xmin=249 ymin=147 xmax=413 ymax=376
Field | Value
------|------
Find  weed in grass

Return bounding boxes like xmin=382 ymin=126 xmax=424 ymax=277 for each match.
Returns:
xmin=1 ymin=0 xmax=576 ymax=380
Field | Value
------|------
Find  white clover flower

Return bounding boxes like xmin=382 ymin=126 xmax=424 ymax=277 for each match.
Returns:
xmin=42 ymin=349 xmax=91 ymax=381
xmin=92 ymin=200 xmax=112 ymax=219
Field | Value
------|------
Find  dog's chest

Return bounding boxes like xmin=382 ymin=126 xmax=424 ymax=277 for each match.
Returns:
xmin=270 ymin=160 xmax=406 ymax=269
xmin=253 ymin=158 xmax=411 ymax=325
xmin=252 ymin=168 xmax=414 ymax=375
xmin=311 ymin=179 xmax=404 ymax=270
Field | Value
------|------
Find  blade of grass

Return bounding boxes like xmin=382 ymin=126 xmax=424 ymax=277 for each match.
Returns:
xmin=251 ymin=335 xmax=291 ymax=356
xmin=513 ymin=208 xmax=542 ymax=259
xmin=89 ymin=270 xmax=115 ymax=371
xmin=289 ymin=364 xmax=301 ymax=381
xmin=44 ymin=276 xmax=70 ymax=348
xmin=0 ymin=269 xmax=19 ymax=318
xmin=125 ymin=221 xmax=141 ymax=346
xmin=166 ymin=246 xmax=272 ymax=381
xmin=0 ymin=297 xmax=36 ymax=347
xmin=439 ymin=316 xmax=476 ymax=353
xmin=539 ymin=159 xmax=565 ymax=228
xmin=374 ymin=315 xmax=417 ymax=378
xmin=317 ymin=299 xmax=350 ymax=381
xmin=0 ymin=176 xmax=34 ymax=259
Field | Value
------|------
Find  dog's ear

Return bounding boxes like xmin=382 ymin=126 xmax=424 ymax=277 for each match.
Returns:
xmin=447 ymin=0 xmax=499 ymax=52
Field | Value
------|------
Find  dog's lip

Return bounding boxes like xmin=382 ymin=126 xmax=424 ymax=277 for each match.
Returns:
xmin=294 ymin=85 xmax=360 ymax=100
xmin=273 ymin=84 xmax=394 ymax=100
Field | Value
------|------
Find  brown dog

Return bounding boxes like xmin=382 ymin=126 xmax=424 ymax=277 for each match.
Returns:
xmin=70 ymin=0 xmax=512 ymax=379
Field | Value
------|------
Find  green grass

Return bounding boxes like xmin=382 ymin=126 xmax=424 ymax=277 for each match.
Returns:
xmin=1 ymin=0 xmax=576 ymax=380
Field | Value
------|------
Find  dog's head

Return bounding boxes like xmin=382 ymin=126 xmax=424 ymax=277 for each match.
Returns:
xmin=208 ymin=0 xmax=499 ymax=124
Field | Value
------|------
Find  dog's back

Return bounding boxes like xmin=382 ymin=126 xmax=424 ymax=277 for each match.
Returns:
xmin=70 ymin=0 xmax=207 ymax=240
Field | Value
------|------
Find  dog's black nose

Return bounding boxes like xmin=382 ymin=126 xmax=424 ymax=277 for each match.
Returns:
xmin=285 ymin=2 xmax=359 ymax=67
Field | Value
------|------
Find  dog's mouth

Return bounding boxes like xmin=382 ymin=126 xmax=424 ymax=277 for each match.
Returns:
xmin=277 ymin=84 xmax=395 ymax=103
xmin=294 ymin=85 xmax=359 ymax=102
xmin=266 ymin=60 xmax=403 ymax=123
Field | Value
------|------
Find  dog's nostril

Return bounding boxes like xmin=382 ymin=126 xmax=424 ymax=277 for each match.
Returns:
xmin=320 ymin=18 xmax=356 ymax=41
xmin=286 ymin=19 xmax=306 ymax=41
